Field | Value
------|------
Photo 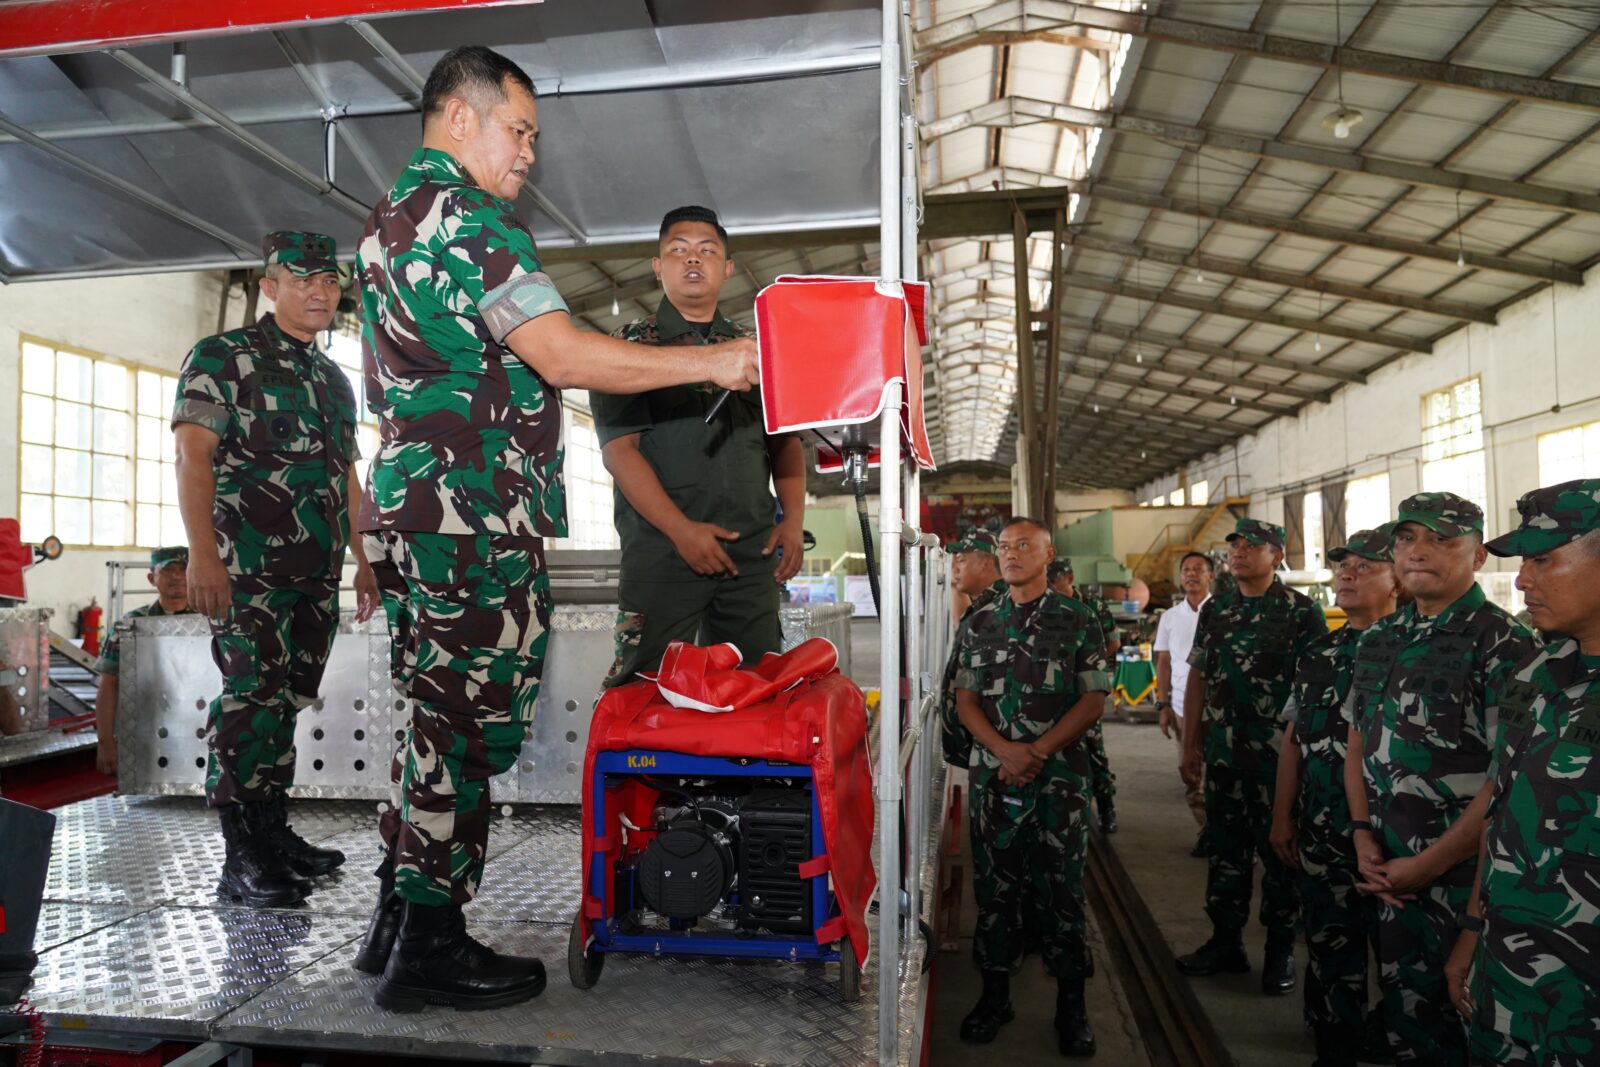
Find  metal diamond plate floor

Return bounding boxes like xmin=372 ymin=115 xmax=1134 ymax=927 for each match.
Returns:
xmin=9 ymin=785 xmax=939 ymax=1065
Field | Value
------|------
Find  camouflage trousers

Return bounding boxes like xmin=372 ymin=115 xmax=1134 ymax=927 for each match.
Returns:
xmin=204 ymin=574 xmax=339 ymax=806
xmin=1470 ymin=1027 xmax=1586 ymax=1067
xmin=1299 ymin=850 xmax=1372 ymax=1066
xmin=968 ymin=769 xmax=1093 ymax=979
xmin=1202 ymin=749 xmax=1297 ymax=934
xmin=365 ymin=531 xmax=551 ymax=906
xmin=1468 ymin=918 xmax=1600 ymax=1067
xmin=603 ymin=571 xmax=781 ymax=687
xmin=1376 ymin=881 xmax=1469 ymax=1067
xmin=1084 ymin=721 xmax=1115 ymax=803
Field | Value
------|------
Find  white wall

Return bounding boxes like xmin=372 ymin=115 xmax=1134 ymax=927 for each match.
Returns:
xmin=1135 ymin=263 xmax=1600 ymax=575
xmin=1 ymin=271 xmax=246 ymax=629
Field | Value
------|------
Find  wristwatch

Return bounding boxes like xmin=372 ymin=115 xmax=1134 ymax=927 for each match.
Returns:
xmin=1347 ymin=819 xmax=1373 ymax=834
xmin=1456 ymin=913 xmax=1485 ymax=934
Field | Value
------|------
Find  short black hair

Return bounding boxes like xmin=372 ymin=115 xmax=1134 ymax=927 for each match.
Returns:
xmin=422 ymin=46 xmax=535 ymax=127
xmin=1001 ymin=515 xmax=1050 ymax=536
xmin=660 ymin=205 xmax=729 ymax=250
xmin=1179 ymin=551 xmax=1215 ymax=572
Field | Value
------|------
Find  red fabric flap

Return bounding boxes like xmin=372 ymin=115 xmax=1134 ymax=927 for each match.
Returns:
xmin=798 ymin=855 xmax=831 ymax=879
xmin=813 ymin=916 xmax=847 ymax=946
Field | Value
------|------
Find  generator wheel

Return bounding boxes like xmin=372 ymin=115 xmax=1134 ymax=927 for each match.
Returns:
xmin=838 ymin=937 xmax=861 ymax=1000
xmin=568 ymin=915 xmax=604 ymax=990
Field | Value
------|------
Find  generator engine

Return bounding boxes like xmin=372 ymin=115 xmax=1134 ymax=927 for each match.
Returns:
xmin=624 ymin=781 xmax=814 ymax=935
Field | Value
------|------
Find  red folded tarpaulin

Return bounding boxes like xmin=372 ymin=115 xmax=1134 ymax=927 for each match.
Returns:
xmin=580 ymin=641 xmax=876 ymax=964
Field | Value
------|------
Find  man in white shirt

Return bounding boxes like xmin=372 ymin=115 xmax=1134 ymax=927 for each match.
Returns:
xmin=1154 ymin=551 xmax=1213 ymax=850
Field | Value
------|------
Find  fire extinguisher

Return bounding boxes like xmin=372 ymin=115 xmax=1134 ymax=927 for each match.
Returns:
xmin=76 ymin=598 xmax=103 ymax=657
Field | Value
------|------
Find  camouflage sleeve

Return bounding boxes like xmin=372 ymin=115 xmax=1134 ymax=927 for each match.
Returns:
xmin=953 ymin=616 xmax=979 ymax=693
xmin=1097 ymin=600 xmax=1117 ymax=639
xmin=1076 ymin=622 xmax=1114 ymax=695
xmin=1186 ymin=600 xmax=1214 ymax=669
xmin=1293 ymin=598 xmax=1329 ymax=663
xmin=171 ymin=337 xmax=234 ymax=438
xmin=93 ymin=629 xmax=120 ymax=676
xmin=441 ymin=189 xmax=569 ymax=344
xmin=1480 ymin=626 xmax=1541 ymax=752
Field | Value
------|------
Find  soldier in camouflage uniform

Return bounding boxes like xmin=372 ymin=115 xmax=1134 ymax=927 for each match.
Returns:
xmin=953 ymin=517 xmax=1110 ymax=1057
xmin=1048 ymin=557 xmax=1120 ymax=834
xmin=592 ymin=206 xmax=806 ymax=686
xmin=348 ymin=46 xmax=757 ymax=1011
xmin=1270 ymin=529 xmax=1398 ymax=1067
xmin=940 ymin=530 xmax=1007 ymax=768
xmin=1343 ymin=493 xmax=1535 ymax=1067
xmin=174 ymin=230 xmax=374 ymax=909
xmin=1177 ymin=518 xmax=1326 ymax=995
xmin=1444 ymin=480 xmax=1600 ymax=1066
xmin=93 ymin=546 xmax=197 ymax=776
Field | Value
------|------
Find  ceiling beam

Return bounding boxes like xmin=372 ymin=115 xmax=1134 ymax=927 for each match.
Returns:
xmin=1062 ymin=233 xmax=1496 ymax=324
xmin=1057 ymin=272 xmax=1432 ymax=353
xmin=1064 ymin=357 xmax=1298 ymax=417
xmin=1053 ymin=388 xmax=1248 ymax=440
xmin=917 ymin=27 xmax=1113 ymax=66
xmin=1055 ymin=314 xmax=1367 ymax=385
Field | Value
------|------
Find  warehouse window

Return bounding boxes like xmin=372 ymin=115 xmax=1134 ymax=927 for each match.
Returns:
xmin=1190 ymin=480 xmax=1210 ymax=506
xmin=1421 ymin=377 xmax=1488 ymax=514
xmin=1345 ymin=473 xmax=1391 ymax=538
xmin=19 ymin=338 xmax=182 ymax=549
xmin=1538 ymin=419 xmax=1600 ymax=485
xmin=554 ymin=395 xmax=621 ymax=550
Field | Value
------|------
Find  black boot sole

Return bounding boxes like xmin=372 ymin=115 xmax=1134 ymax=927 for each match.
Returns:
xmin=959 ymin=1004 xmax=1015 ymax=1044
xmin=373 ymin=972 xmax=548 ymax=1013
xmin=288 ymin=855 xmax=346 ymax=878
xmin=1059 ymin=1034 xmax=1097 ymax=1058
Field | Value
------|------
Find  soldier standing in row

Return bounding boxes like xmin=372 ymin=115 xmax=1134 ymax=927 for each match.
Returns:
xmin=1047 ymin=557 xmax=1120 ymax=834
xmin=1178 ymin=518 xmax=1326 ymax=995
xmin=173 ymin=231 xmax=377 ymax=909
xmin=939 ymin=531 xmax=1007 ymax=768
xmin=1343 ymin=493 xmax=1535 ymax=1066
xmin=1445 ymin=480 xmax=1600 ymax=1065
xmin=954 ymin=516 xmax=1110 ymax=1058
xmin=593 ymin=205 xmax=806 ymax=685
xmin=350 ymin=46 xmax=757 ymax=1011
xmin=93 ymin=546 xmax=196 ymax=777
xmin=1270 ymin=529 xmax=1398 ymax=1067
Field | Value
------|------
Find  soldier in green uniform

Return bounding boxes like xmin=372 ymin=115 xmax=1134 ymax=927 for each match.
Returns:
xmin=592 ymin=206 xmax=806 ymax=685
xmin=954 ymin=517 xmax=1111 ymax=1058
xmin=1048 ymin=557 xmax=1120 ymax=834
xmin=348 ymin=46 xmax=758 ymax=1011
xmin=93 ymin=546 xmax=197 ymax=776
xmin=1444 ymin=479 xmax=1600 ymax=1066
xmin=1178 ymin=518 xmax=1326 ymax=995
xmin=939 ymin=530 xmax=1006 ymax=768
xmin=174 ymin=231 xmax=377 ymax=909
xmin=1342 ymin=493 xmax=1535 ymax=1067
xmin=1270 ymin=529 xmax=1399 ymax=1067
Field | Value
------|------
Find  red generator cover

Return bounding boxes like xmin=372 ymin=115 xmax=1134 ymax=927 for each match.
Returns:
xmin=0 ymin=519 xmax=35 ymax=602
xmin=754 ymin=275 xmax=935 ymax=473
xmin=580 ymin=638 xmax=876 ymax=964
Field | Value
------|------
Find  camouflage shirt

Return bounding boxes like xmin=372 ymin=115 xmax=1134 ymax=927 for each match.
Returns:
xmin=940 ymin=577 xmax=1009 ymax=767
xmin=172 ymin=314 xmax=357 ymax=577
xmin=955 ymin=591 xmax=1112 ymax=789
xmin=1283 ymin=623 xmax=1365 ymax=860
xmin=94 ymin=601 xmax=198 ymax=676
xmin=356 ymin=147 xmax=569 ymax=538
xmin=1475 ymin=638 xmax=1600 ymax=1045
xmin=591 ymin=298 xmax=777 ymax=581
xmin=1188 ymin=577 xmax=1327 ymax=760
xmin=1348 ymin=584 xmax=1535 ymax=878
xmin=1074 ymin=591 xmax=1119 ymax=650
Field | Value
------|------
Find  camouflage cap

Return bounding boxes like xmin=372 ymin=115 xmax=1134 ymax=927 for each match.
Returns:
xmin=1393 ymin=491 xmax=1483 ymax=538
xmin=262 ymin=231 xmax=338 ymax=276
xmin=1225 ymin=517 xmax=1286 ymax=550
xmin=150 ymin=546 xmax=188 ymax=569
xmin=1485 ymin=478 xmax=1600 ymax=557
xmin=949 ymin=529 xmax=999 ymax=557
xmin=1327 ymin=528 xmax=1393 ymax=563
xmin=1046 ymin=557 xmax=1074 ymax=581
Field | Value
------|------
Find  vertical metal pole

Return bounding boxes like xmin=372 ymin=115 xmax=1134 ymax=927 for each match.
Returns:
xmin=899 ymin=100 xmax=926 ymax=960
xmin=878 ymin=1 xmax=904 ymax=1060
xmin=1011 ymin=213 xmax=1036 ymax=515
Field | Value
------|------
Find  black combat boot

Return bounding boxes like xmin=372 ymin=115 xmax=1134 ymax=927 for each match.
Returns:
xmin=352 ymin=847 xmax=402 ymax=975
xmin=263 ymin=793 xmax=347 ymax=877
xmin=375 ymin=901 xmax=547 ymax=1012
xmin=1097 ymin=798 xmax=1117 ymax=835
xmin=1175 ymin=929 xmax=1249 ymax=976
xmin=1261 ymin=929 xmax=1296 ymax=995
xmin=1056 ymin=978 xmax=1096 ymax=1058
xmin=1358 ymin=1005 xmax=1393 ymax=1064
xmin=959 ymin=969 xmax=1015 ymax=1044
xmin=216 ymin=804 xmax=307 ymax=908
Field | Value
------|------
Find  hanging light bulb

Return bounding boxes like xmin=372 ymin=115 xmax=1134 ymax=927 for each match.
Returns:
xmin=1229 ymin=393 xmax=1237 ymax=406
xmin=1135 ymin=349 xmax=1144 ymax=364
xmin=1456 ymin=249 xmax=1466 ymax=268
xmin=1320 ymin=106 xmax=1364 ymax=141
xmin=611 ymin=293 xmax=621 ymax=316
xmin=1314 ymin=334 xmax=1323 ymax=353
xmin=1093 ymin=403 xmax=1100 ymax=414
xmin=1141 ymin=449 xmax=1147 ymax=460
xmin=1195 ymin=269 xmax=1205 ymax=283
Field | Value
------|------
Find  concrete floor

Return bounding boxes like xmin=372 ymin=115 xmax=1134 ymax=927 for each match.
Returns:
xmin=925 ymin=719 xmax=1318 ymax=1067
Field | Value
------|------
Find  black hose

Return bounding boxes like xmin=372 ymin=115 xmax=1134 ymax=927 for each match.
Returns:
xmin=853 ymin=476 xmax=881 ymax=616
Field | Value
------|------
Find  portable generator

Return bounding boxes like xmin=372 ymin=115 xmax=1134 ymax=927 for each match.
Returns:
xmin=570 ymin=748 xmax=862 ymax=998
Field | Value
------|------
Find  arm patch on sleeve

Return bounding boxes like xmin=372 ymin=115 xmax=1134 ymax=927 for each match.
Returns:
xmin=480 ymin=271 xmax=569 ymax=343
xmin=171 ymin=397 xmax=230 ymax=437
